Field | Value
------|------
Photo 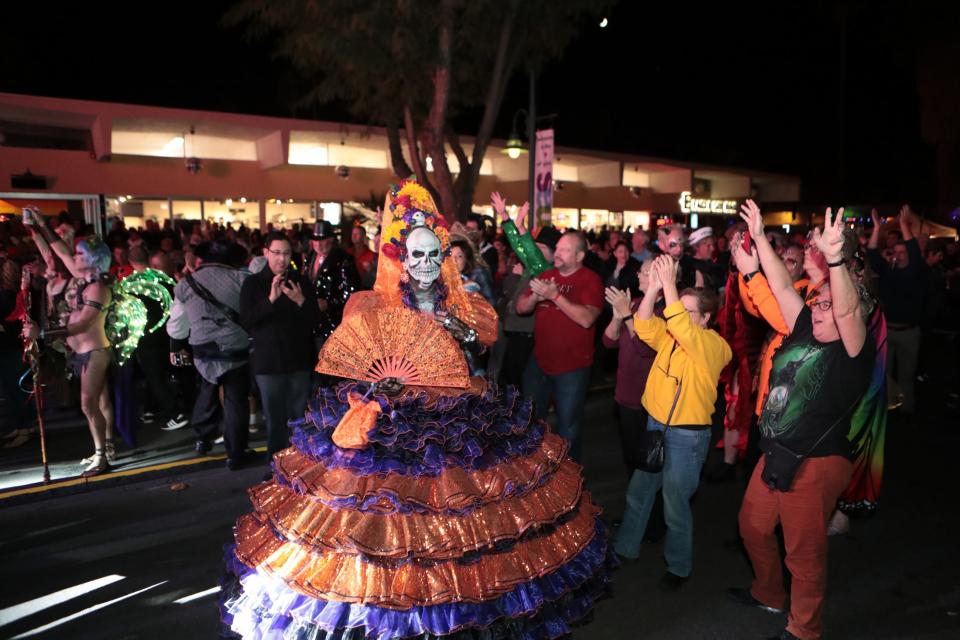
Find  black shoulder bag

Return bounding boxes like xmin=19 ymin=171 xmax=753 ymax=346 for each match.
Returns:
xmin=636 ymin=380 xmax=682 ymax=473
xmin=760 ymin=397 xmax=859 ymax=491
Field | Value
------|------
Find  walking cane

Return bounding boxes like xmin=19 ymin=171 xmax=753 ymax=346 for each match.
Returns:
xmin=20 ymin=268 xmax=51 ymax=484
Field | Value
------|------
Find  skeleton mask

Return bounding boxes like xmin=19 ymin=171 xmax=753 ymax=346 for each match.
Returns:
xmin=404 ymin=226 xmax=442 ymax=288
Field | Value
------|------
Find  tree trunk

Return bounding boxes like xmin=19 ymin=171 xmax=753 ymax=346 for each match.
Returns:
xmin=455 ymin=0 xmax=519 ymax=221
xmin=386 ymin=112 xmax=413 ymax=180
xmin=421 ymin=0 xmax=458 ymax=219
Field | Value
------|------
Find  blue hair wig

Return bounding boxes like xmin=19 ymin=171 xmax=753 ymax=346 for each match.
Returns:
xmin=77 ymin=238 xmax=112 ymax=274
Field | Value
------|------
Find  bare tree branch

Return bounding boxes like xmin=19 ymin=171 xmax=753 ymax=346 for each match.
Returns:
xmin=403 ymin=105 xmax=429 ymax=185
xmin=446 ymin=127 xmax=469 ymax=179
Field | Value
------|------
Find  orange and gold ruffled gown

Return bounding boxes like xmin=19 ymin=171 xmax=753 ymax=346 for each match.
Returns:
xmin=220 ymin=181 xmax=614 ymax=639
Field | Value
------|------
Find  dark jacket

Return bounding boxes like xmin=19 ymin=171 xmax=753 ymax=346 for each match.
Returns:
xmin=239 ymin=268 xmax=320 ymax=375
xmin=867 ymin=239 xmax=927 ymax=326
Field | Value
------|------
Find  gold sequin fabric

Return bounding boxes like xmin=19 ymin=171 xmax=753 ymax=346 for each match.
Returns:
xmin=247 ymin=459 xmax=585 ymax=559
xmin=271 ymin=432 xmax=568 ymax=514
xmin=232 ymin=412 xmax=607 ymax=607
xmin=233 ymin=496 xmax=600 ymax=609
xmin=316 ymin=305 xmax=471 ymax=388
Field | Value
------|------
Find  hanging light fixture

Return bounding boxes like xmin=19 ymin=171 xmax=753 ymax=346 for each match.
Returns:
xmin=185 ymin=126 xmax=202 ymax=174
xmin=502 ymin=110 xmax=528 ymax=159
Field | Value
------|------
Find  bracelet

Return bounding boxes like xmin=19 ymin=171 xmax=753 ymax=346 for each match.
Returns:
xmin=742 ymin=270 xmax=761 ymax=283
xmin=552 ymin=293 xmax=561 ymax=302
xmin=826 ymin=258 xmax=846 ymax=268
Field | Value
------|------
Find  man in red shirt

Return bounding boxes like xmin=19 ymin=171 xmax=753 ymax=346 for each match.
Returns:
xmin=517 ymin=231 xmax=603 ymax=460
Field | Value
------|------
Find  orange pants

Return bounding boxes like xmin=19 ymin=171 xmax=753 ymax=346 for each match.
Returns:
xmin=739 ymin=455 xmax=853 ymax=640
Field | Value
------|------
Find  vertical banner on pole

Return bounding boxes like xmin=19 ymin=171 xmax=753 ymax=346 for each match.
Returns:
xmin=534 ymin=129 xmax=554 ymax=229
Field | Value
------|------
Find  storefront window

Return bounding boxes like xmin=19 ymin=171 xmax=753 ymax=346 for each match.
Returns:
xmin=580 ymin=209 xmax=611 ymax=231
xmin=551 ymin=207 xmax=579 ymax=230
xmin=623 ymin=210 xmax=650 ymax=233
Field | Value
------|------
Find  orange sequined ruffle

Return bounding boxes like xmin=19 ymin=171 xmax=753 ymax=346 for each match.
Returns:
xmin=233 ymin=497 xmax=600 ymax=609
xmin=248 ymin=459 xmax=584 ymax=560
xmin=272 ymin=432 xmax=569 ymax=514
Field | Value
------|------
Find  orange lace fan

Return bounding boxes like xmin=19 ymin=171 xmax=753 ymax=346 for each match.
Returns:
xmin=316 ymin=307 xmax=470 ymax=388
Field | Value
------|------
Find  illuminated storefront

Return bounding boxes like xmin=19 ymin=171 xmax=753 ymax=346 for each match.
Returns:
xmin=0 ymin=93 xmax=800 ymax=233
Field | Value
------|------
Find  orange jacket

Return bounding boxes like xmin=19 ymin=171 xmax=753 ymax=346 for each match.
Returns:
xmin=739 ymin=274 xmax=810 ymax=416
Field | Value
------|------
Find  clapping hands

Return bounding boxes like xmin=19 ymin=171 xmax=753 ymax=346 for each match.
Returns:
xmin=650 ymin=255 xmax=676 ymax=293
xmin=604 ymin=286 xmax=632 ymax=320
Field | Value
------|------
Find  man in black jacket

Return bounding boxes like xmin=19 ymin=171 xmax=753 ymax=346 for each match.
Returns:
xmin=302 ymin=220 xmax=359 ymax=349
xmin=240 ymin=232 xmax=320 ymax=458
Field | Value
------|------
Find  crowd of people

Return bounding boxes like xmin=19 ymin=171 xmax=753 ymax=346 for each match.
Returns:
xmin=2 ymin=193 xmax=960 ymax=639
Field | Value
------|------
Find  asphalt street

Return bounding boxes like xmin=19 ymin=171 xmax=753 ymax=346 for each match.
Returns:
xmin=1 ymin=389 xmax=959 ymax=640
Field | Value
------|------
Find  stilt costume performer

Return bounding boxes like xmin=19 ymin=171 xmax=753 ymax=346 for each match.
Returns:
xmin=220 ymin=180 xmax=614 ymax=639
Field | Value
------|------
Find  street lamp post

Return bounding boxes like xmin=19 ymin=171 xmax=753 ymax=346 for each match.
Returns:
xmin=502 ymin=70 xmax=545 ymax=233
xmin=527 ymin=70 xmax=536 ymax=233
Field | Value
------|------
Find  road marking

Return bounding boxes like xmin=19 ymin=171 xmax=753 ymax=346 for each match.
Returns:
xmin=173 ymin=586 xmax=221 ymax=604
xmin=0 ymin=575 xmax=125 ymax=626
xmin=0 ymin=446 xmax=267 ymax=501
xmin=9 ymin=581 xmax=167 ymax=639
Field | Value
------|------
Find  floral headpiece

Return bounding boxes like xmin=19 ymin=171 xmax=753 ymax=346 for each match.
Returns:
xmin=380 ymin=179 xmax=451 ymax=262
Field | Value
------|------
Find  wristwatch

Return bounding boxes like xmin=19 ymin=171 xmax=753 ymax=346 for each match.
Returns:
xmin=742 ymin=270 xmax=761 ymax=283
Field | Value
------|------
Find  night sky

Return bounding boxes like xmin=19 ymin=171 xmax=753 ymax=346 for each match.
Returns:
xmin=2 ymin=1 xmax=957 ymax=210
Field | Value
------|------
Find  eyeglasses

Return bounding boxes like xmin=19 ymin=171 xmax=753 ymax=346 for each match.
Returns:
xmin=266 ymin=249 xmax=292 ymax=257
xmin=808 ymin=300 xmax=833 ymax=311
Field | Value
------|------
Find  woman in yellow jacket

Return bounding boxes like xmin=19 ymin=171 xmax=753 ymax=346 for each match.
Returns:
xmin=615 ymin=254 xmax=732 ymax=589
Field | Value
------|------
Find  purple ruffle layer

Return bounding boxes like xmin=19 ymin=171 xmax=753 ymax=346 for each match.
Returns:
xmin=221 ymin=520 xmax=613 ymax=640
xmin=291 ymin=382 xmax=543 ymax=477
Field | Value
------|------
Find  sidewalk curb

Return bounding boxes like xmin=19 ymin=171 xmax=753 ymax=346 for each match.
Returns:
xmin=0 ymin=446 xmax=269 ymax=508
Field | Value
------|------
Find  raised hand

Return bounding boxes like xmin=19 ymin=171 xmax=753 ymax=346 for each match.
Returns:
xmin=870 ymin=208 xmax=881 ymax=228
xmin=731 ymin=232 xmax=760 ymax=274
xmin=814 ymin=207 xmax=845 ymax=263
xmin=490 ymin=192 xmax=508 ymax=221
xmin=604 ymin=286 xmax=632 ymax=320
xmin=516 ymin=202 xmax=530 ymax=235
xmin=739 ymin=199 xmax=764 ymax=239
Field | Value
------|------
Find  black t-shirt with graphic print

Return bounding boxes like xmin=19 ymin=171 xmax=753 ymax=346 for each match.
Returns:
xmin=759 ymin=306 xmax=875 ymax=460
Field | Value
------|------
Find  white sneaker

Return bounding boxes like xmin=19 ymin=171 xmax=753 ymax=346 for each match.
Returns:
xmin=162 ymin=414 xmax=189 ymax=431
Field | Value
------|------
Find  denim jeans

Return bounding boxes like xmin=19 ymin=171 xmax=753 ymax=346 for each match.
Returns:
xmin=522 ymin=357 xmax=591 ymax=461
xmin=255 ymin=371 xmax=312 ymax=457
xmin=615 ymin=416 xmax=711 ymax=577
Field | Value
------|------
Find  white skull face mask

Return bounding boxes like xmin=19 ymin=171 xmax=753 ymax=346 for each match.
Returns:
xmin=404 ymin=226 xmax=442 ymax=288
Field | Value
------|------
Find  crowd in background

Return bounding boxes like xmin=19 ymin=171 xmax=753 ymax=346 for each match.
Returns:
xmin=2 ymin=200 xmax=960 ymax=637
xmin=2 ymin=206 xmax=959 ymax=450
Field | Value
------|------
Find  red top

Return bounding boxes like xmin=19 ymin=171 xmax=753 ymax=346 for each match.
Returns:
xmin=347 ymin=246 xmax=376 ymax=282
xmin=530 ymin=267 xmax=604 ymax=375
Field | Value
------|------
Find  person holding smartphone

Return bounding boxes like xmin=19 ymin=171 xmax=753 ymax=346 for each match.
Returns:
xmin=240 ymin=231 xmax=319 ymax=461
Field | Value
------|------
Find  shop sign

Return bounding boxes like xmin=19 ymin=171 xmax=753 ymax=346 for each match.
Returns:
xmin=678 ymin=191 xmax=739 ymax=215
xmin=534 ymin=129 xmax=554 ymax=226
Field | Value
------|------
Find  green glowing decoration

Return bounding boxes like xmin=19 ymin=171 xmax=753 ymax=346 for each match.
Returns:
xmin=105 ymin=269 xmax=175 ymax=366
